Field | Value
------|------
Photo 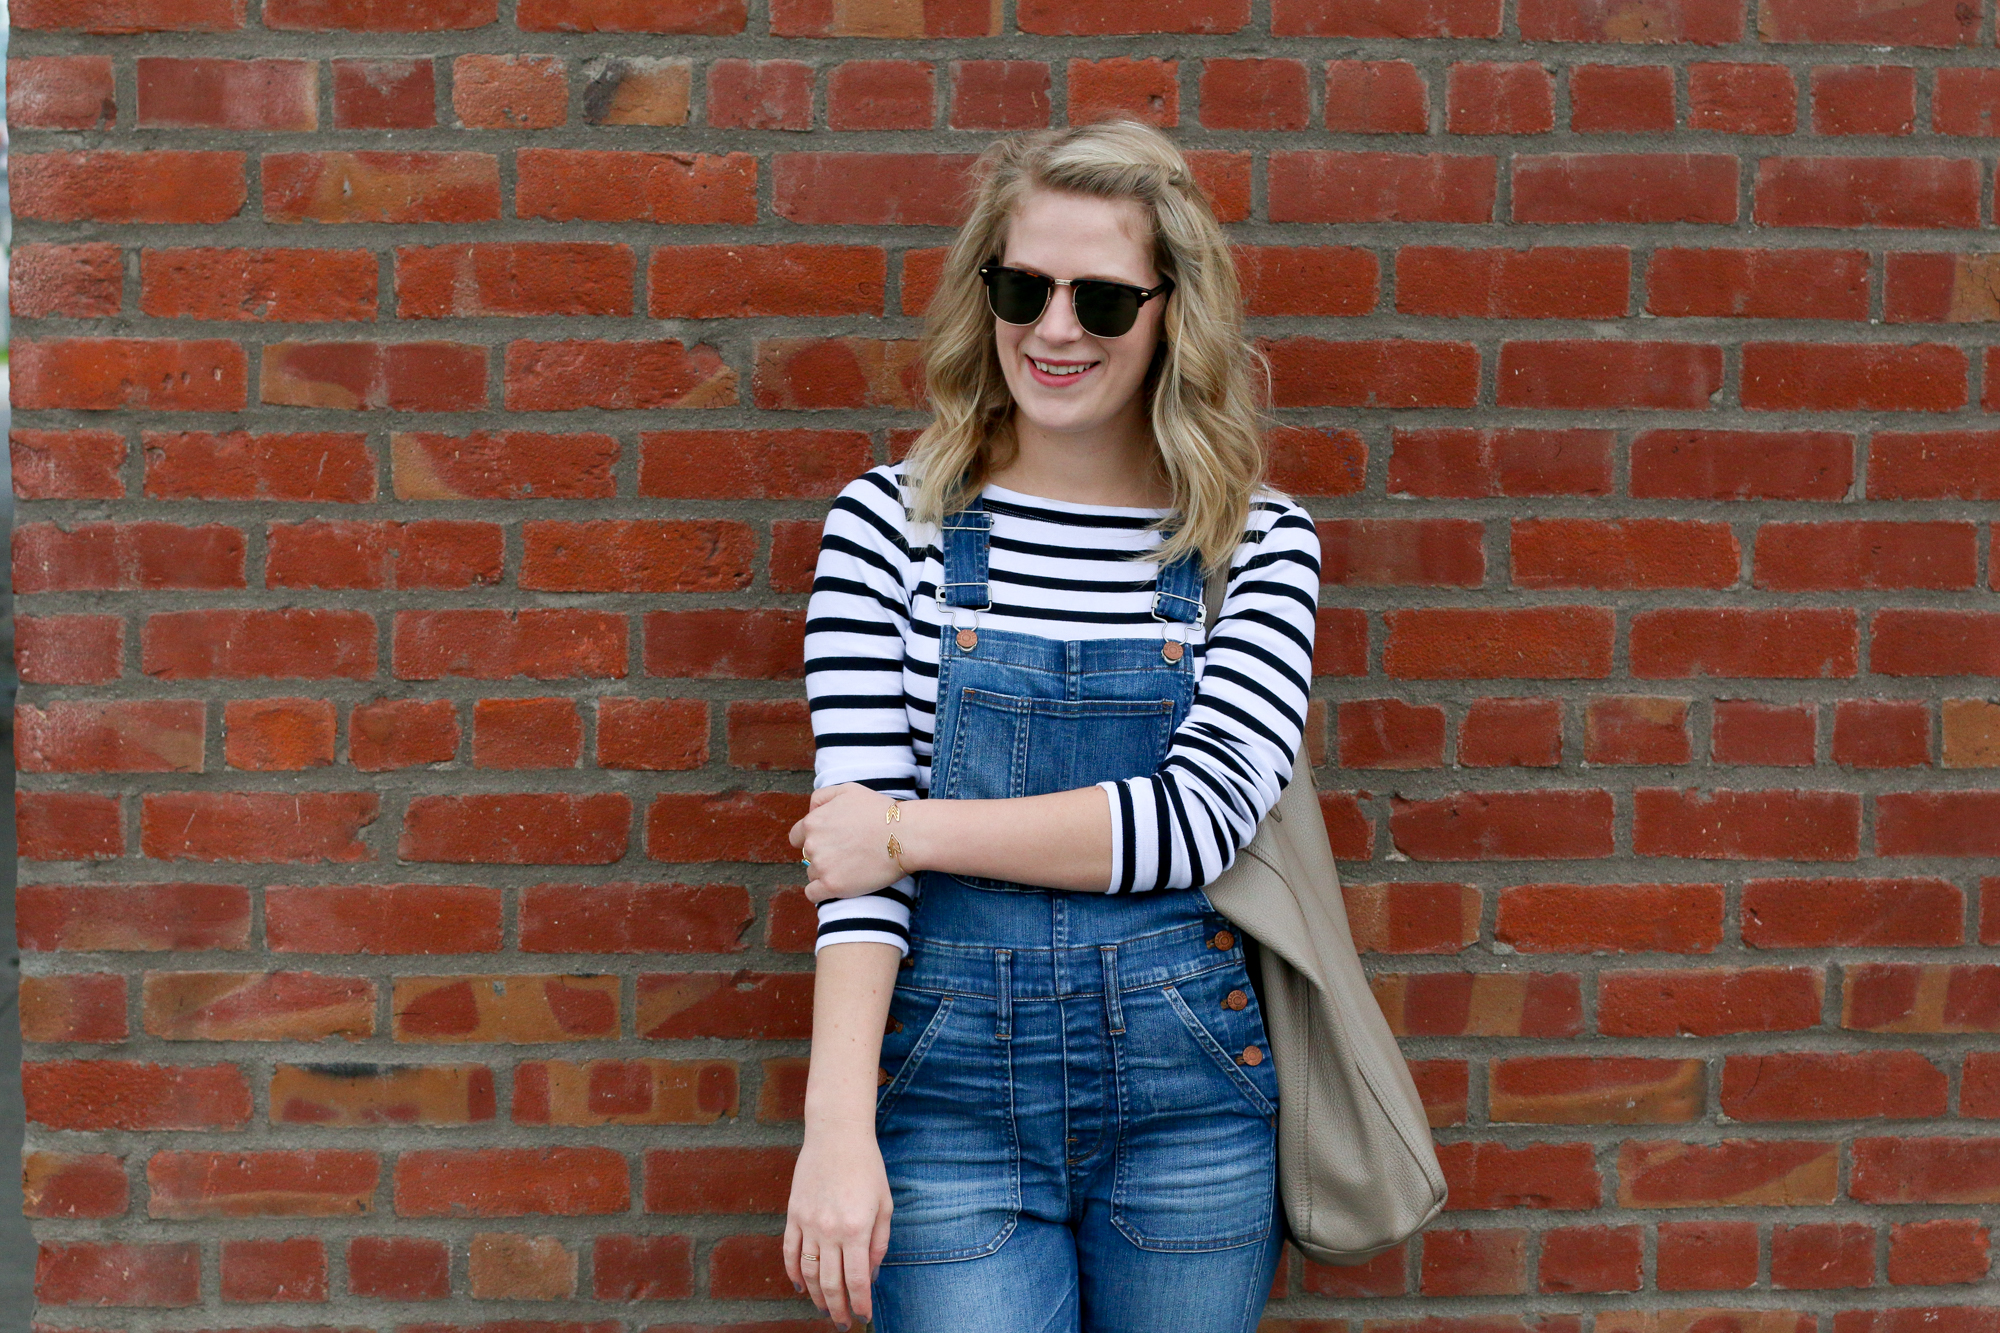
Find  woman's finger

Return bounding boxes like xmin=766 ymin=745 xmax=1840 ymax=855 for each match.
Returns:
xmin=843 ymin=1236 xmax=875 ymax=1326
xmin=788 ymin=818 xmax=805 ymax=850
xmin=781 ymin=1217 xmax=804 ymax=1294
xmin=809 ymin=783 xmax=842 ymax=808
xmin=817 ymin=1239 xmax=852 ymax=1328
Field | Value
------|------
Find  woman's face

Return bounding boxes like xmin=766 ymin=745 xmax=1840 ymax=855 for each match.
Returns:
xmin=992 ymin=188 xmax=1167 ymax=441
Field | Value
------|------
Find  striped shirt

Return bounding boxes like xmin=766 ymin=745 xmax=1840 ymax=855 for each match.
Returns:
xmin=805 ymin=462 xmax=1324 ymax=954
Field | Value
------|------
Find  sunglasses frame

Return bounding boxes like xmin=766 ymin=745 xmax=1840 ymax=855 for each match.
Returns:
xmin=977 ymin=263 xmax=1175 ymax=339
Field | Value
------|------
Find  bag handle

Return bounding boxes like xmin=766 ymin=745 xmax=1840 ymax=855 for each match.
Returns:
xmin=1202 ymin=564 xmax=1227 ymax=633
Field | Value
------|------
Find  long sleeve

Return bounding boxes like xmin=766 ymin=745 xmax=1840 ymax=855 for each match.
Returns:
xmin=804 ymin=467 xmax=920 ymax=954
xmin=1097 ymin=498 xmax=1323 ymax=893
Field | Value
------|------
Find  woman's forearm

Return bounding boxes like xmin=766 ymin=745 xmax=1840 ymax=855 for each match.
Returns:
xmin=803 ymin=941 xmax=904 ymax=1128
xmin=899 ymin=788 xmax=1113 ymax=893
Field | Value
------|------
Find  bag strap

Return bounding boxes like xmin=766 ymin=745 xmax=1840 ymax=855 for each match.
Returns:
xmin=1202 ymin=564 xmax=1227 ymax=633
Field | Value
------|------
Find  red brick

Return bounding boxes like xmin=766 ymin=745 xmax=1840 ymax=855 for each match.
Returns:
xmin=1066 ymin=57 xmax=1177 ymax=127
xmin=15 ymin=608 xmax=125 ymax=680
xmin=949 ymin=60 xmax=1050 ymax=129
xmin=392 ymin=430 xmax=618 ymax=501
xmin=1319 ymin=518 xmax=1484 ymax=587
xmin=348 ymin=1236 xmax=449 ymax=1300
xmin=643 ymin=1147 xmax=796 ymax=1213
xmin=1878 ymin=791 xmax=2000 ymax=857
xmin=268 ymin=883 xmax=502 ymax=954
xmin=1519 ymin=0 xmax=1740 ymax=41
xmin=15 ymin=521 xmax=244 ymax=593
xmin=1723 ymin=1051 xmax=1946 ymax=1122
xmin=644 ymin=610 xmax=805 ymax=680
xmin=770 ymin=0 xmax=993 ymax=30
xmin=1342 ymin=882 xmax=1479 ymax=955
xmin=454 ymin=53 xmax=565 ymax=129
xmin=1435 ymin=1141 xmax=1601 ymax=1210
xmin=17 ymin=792 xmax=123 ymax=862
xmin=1265 ymin=427 xmax=1368 ymax=496
xmin=221 ymin=1237 xmax=327 ymax=1303
xmin=1756 ymin=520 xmax=1977 ymax=591
xmin=1772 ymin=1222 xmax=1876 ymax=1289
xmin=1630 ymin=608 xmax=1859 ymax=679
xmin=1392 ymin=790 xmax=1613 ymax=860
xmin=1586 ymin=695 xmax=1691 ymax=765
xmin=22 ymin=1152 xmax=128 ymax=1220
xmin=16 ymin=700 xmax=204 ymax=774
xmin=1338 ymin=699 xmax=1445 ymax=770
xmin=1020 ymin=0 xmax=1247 ymax=33
xmin=1935 ymin=67 xmax=2000 ymax=136
xmin=521 ymin=883 xmax=750 ymax=954
xmin=1813 ymin=65 xmax=1915 ymax=135
xmin=1853 ymin=1137 xmax=2000 ymax=1204
xmin=706 ymin=59 xmax=811 ymax=130
xmin=265 ymin=0 xmax=496 ymax=26
xmin=1459 ymin=697 xmax=1562 ymax=767
xmin=472 ymin=698 xmax=584 ymax=770
xmin=594 ymin=1235 xmax=694 ymax=1300
xmin=1264 ymin=339 xmax=1479 ymax=408
xmin=1742 ymin=877 xmax=1963 ymax=947
xmin=399 ymin=794 xmax=631 ymax=865
xmin=771 ymin=152 xmax=973 ymax=226
xmin=18 ymin=882 xmax=249 ymax=952
xmin=9 ymin=244 xmax=123 ymax=319
xmin=1617 ymin=1138 xmax=1839 ymax=1207
xmin=1512 ymin=154 xmax=1737 ymax=223
xmin=141 ymin=248 xmax=376 ymax=323
xmin=1386 ymin=607 xmax=1613 ymax=679
xmin=519 ymin=0 xmax=743 ymax=30
xmin=727 ymin=699 xmax=811 ymax=771
xmin=1877 ymin=431 xmax=2000 ymax=499
xmin=1631 ymin=429 xmax=1853 ymax=500
xmin=1421 ymin=1228 xmax=1526 ymax=1295
xmin=1634 ymin=788 xmax=1860 ymax=861
xmin=264 ymin=152 xmax=500 ymax=224
xmin=1754 ymin=157 xmax=1981 ymax=229
xmin=646 ymin=791 xmax=807 ymax=864
xmin=397 ymin=242 xmax=631 ymax=318
xmin=1888 ymin=1219 xmax=1991 ymax=1286
xmin=394 ymin=974 xmax=617 ymax=1043
xmin=1570 ymin=64 xmax=1674 ymax=132
xmin=1498 ymin=882 xmax=1724 ymax=954
xmin=1323 ymin=59 xmax=1428 ymax=133
xmin=1513 ymin=518 xmax=1738 ymax=590
xmin=1497 ymin=341 xmax=1723 ymax=410
xmin=1833 ymin=699 xmax=1931 ymax=769
xmin=1398 ymin=246 xmax=1626 ymax=318
xmin=1201 ymin=58 xmax=1308 ymax=130
xmin=223 ymin=697 xmax=336 ymax=770
xmin=1389 ymin=428 xmax=1612 ymax=497
xmin=143 ymin=430 xmax=373 ymax=500
xmin=826 ymin=59 xmax=933 ymax=130
xmin=395 ymin=1148 xmax=628 ymax=1216
xmin=1447 ymin=62 xmax=1553 ymax=134
xmin=13 ymin=150 xmax=246 ymax=224
xmin=349 ymin=697 xmax=459 ymax=771
xmin=1760 ymin=0 xmax=1974 ymax=45
xmin=137 ymin=56 xmax=315 ymax=130
xmin=1843 ymin=961 xmax=2000 ymax=1033
xmin=25 ymin=1061 xmax=250 ymax=1131
xmin=1711 ymin=700 xmax=1815 ymax=766
xmin=1306 ymin=1245 xmax=1408 ymax=1299
xmin=1873 ymin=610 xmax=2000 ymax=677
xmin=649 ymin=245 xmax=882 ymax=319
xmin=393 ymin=608 xmax=626 ymax=680
xmin=267 ymin=518 xmax=503 ymax=592
xmin=639 ymin=972 xmax=812 ymax=1040
xmin=1540 ymin=1225 xmax=1643 ymax=1293
xmin=1491 ymin=1055 xmax=1703 ymax=1124
xmin=520 ymin=520 xmax=749 ymax=593
xmin=505 ymin=339 xmax=734 ymax=411
xmin=1884 ymin=252 xmax=2000 ymax=323
xmin=1601 ymin=967 xmax=1822 ymax=1036
xmin=1647 ymin=248 xmax=1868 ymax=320
xmin=1743 ymin=342 xmax=1967 ymax=413
xmin=262 ymin=340 xmax=487 ymax=412
xmin=17 ymin=0 xmax=245 ymax=27
xmin=1657 ymin=1220 xmax=1759 ymax=1291
xmin=513 ymin=1059 xmax=736 ymax=1127
xmin=1690 ymin=62 xmax=1796 ymax=133
xmin=1275 ymin=0 xmax=1500 ymax=35
xmin=35 ymin=1241 xmax=199 ymax=1308
xmin=12 ymin=337 xmax=247 ymax=412
xmin=516 ymin=149 xmax=757 ymax=224
xmin=1268 ymin=151 xmax=1496 ymax=223
xmin=139 ymin=791 xmax=376 ymax=863
xmin=1377 ymin=970 xmax=1582 ymax=1038
xmin=7 ymin=56 xmax=116 ymax=128
xmin=592 ymin=696 xmax=706 ymax=772
xmin=20 ymin=974 xmax=128 ymax=1044
xmin=1315 ymin=609 xmax=1368 ymax=676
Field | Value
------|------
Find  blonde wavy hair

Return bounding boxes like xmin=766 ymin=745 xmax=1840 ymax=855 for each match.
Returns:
xmin=902 ymin=119 xmax=1269 ymax=576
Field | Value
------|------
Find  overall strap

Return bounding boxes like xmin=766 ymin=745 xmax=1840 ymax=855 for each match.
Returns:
xmin=1151 ymin=545 xmax=1205 ymax=627
xmin=939 ymin=494 xmax=993 ymax=610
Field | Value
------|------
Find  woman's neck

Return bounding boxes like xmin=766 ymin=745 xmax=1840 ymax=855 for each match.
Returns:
xmin=986 ymin=410 xmax=1172 ymax=509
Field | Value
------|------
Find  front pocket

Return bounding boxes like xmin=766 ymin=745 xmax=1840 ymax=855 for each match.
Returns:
xmin=945 ymin=688 xmax=1178 ymax=801
xmin=875 ymin=990 xmax=953 ymax=1128
xmin=1161 ymin=982 xmax=1278 ymax=1119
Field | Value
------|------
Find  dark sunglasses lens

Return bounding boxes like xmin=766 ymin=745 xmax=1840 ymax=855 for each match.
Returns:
xmin=1073 ymin=281 xmax=1142 ymax=337
xmin=985 ymin=269 xmax=1051 ymax=324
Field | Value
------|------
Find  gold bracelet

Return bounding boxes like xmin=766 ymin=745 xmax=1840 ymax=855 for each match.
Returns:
xmin=885 ymin=800 xmax=911 ymax=877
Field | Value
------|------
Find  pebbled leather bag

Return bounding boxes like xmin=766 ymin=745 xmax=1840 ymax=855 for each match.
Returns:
xmin=1196 ymin=569 xmax=1448 ymax=1265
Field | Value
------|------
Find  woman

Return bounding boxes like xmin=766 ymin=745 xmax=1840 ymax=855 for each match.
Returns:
xmin=784 ymin=120 xmax=1323 ymax=1333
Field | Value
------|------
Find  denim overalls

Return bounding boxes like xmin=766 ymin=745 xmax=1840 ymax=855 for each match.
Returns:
xmin=869 ymin=496 xmax=1285 ymax=1333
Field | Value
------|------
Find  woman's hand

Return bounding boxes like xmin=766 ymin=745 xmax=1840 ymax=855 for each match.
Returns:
xmin=784 ymin=1119 xmax=893 ymax=1330
xmin=789 ymin=783 xmax=912 ymax=904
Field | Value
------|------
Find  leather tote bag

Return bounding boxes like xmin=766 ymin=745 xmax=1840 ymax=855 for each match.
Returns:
xmin=1196 ymin=569 xmax=1447 ymax=1265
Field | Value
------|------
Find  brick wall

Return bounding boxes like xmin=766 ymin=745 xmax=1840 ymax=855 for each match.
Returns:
xmin=8 ymin=0 xmax=2000 ymax=1328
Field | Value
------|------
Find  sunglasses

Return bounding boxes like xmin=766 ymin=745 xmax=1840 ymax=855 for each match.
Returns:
xmin=978 ymin=264 xmax=1174 ymax=339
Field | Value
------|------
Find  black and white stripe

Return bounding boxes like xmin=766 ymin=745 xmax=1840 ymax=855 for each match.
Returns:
xmin=805 ymin=462 xmax=1323 ymax=954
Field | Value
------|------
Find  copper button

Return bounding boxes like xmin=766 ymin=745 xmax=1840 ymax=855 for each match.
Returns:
xmin=878 ymin=1067 xmax=892 ymax=1086
xmin=1162 ymin=640 xmax=1184 ymax=663
xmin=1223 ymin=989 xmax=1248 ymax=1011
xmin=900 ymin=955 xmax=916 ymax=969
xmin=1210 ymin=930 xmax=1235 ymax=951
xmin=956 ymin=628 xmax=978 ymax=651
xmin=1239 ymin=1045 xmax=1264 ymax=1067
xmin=886 ymin=1016 xmax=903 ymax=1034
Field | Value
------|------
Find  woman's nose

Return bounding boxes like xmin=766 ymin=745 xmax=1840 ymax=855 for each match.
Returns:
xmin=1035 ymin=284 xmax=1085 ymax=341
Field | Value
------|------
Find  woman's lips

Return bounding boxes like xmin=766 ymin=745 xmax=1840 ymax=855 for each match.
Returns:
xmin=1026 ymin=357 xmax=1098 ymax=388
